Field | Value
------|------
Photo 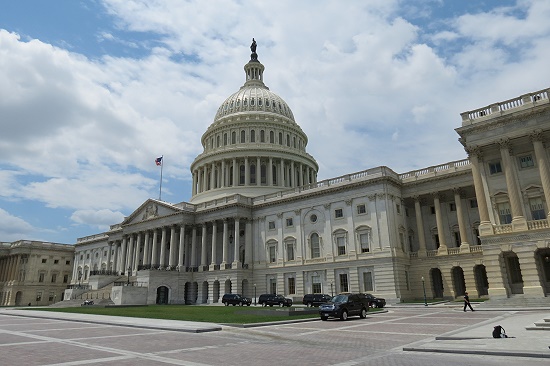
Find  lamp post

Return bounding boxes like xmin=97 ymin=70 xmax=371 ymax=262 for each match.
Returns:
xmin=254 ymin=283 xmax=257 ymax=306
xmin=422 ymin=276 xmax=427 ymax=306
xmin=127 ymin=266 xmax=131 ymax=285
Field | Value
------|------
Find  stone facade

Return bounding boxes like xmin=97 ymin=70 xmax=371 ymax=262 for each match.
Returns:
xmin=70 ymin=47 xmax=550 ymax=306
xmin=0 ymin=240 xmax=74 ymax=306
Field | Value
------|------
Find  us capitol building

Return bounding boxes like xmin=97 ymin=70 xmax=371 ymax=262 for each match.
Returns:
xmin=60 ymin=41 xmax=550 ymax=306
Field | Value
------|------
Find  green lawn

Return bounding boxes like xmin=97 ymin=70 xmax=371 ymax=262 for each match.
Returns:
xmin=30 ymin=305 xmax=384 ymax=324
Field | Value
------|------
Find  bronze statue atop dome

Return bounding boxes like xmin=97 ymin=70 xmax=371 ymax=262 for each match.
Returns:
xmin=250 ymin=38 xmax=258 ymax=61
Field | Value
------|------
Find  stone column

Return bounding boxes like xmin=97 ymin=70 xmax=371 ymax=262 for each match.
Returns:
xmin=191 ymin=226 xmax=198 ymax=267
xmin=192 ymin=171 xmax=197 ymax=195
xmin=245 ymin=219 xmax=252 ymax=266
xmin=169 ymin=226 xmax=177 ymax=267
xmin=120 ymin=237 xmax=127 ymax=274
xmin=467 ymin=148 xmax=493 ymax=235
xmin=210 ymin=162 xmax=215 ymax=190
xmin=159 ymin=227 xmax=167 ymax=267
xmin=454 ymin=188 xmax=470 ymax=251
xmin=202 ymin=166 xmax=208 ymax=192
xmin=414 ymin=197 xmax=427 ymax=254
xmin=221 ymin=160 xmax=226 ymax=188
xmin=291 ymin=161 xmax=295 ymax=188
xmin=151 ymin=229 xmax=159 ymax=267
xmin=244 ymin=157 xmax=250 ymax=186
xmin=107 ymin=242 xmax=113 ymax=272
xmin=200 ymin=224 xmax=208 ymax=270
xmin=268 ymin=157 xmax=273 ymax=185
xmin=280 ymin=159 xmax=285 ymax=187
xmin=210 ymin=221 xmax=218 ymax=270
xmin=499 ymin=138 xmax=527 ymax=230
xmin=222 ymin=219 xmax=229 ymax=266
xmin=125 ymin=236 xmax=133 ymax=273
xmin=232 ymin=158 xmax=237 ymax=186
xmin=232 ymin=218 xmax=241 ymax=268
xmin=531 ymin=131 xmax=550 ymax=218
xmin=517 ymin=249 xmax=545 ymax=297
xmin=433 ymin=192 xmax=448 ymax=253
xmin=256 ymin=157 xmax=261 ymax=185
xmin=112 ymin=241 xmax=119 ymax=273
xmin=178 ymin=224 xmax=186 ymax=269
xmin=143 ymin=231 xmax=150 ymax=266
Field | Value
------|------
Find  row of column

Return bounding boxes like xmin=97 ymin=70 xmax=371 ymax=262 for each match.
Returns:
xmin=192 ymin=157 xmax=316 ymax=195
xmin=0 ymin=255 xmax=20 ymax=282
xmin=414 ymin=188 xmax=471 ymax=253
xmin=467 ymin=131 xmax=550 ymax=234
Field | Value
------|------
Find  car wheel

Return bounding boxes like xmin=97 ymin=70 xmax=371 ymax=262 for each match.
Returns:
xmin=224 ymin=302 xmax=228 ymax=306
xmin=269 ymin=304 xmax=273 ymax=307
xmin=360 ymin=308 xmax=367 ymax=319
xmin=370 ymin=302 xmax=377 ymax=308
xmin=246 ymin=303 xmax=251 ymax=306
xmin=340 ymin=310 xmax=348 ymax=321
xmin=307 ymin=302 xmax=313 ymax=307
xmin=321 ymin=315 xmax=328 ymax=321
xmin=239 ymin=303 xmax=243 ymax=306
xmin=279 ymin=302 xmax=284 ymax=307
xmin=232 ymin=303 xmax=236 ymax=306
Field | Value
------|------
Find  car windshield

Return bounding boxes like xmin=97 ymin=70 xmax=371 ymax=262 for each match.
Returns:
xmin=331 ymin=295 xmax=348 ymax=303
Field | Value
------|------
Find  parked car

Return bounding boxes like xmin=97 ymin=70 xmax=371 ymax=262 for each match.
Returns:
xmin=258 ymin=294 xmax=293 ymax=307
xmin=302 ymin=293 xmax=333 ymax=307
xmin=358 ymin=293 xmax=386 ymax=308
xmin=319 ymin=293 xmax=369 ymax=321
xmin=221 ymin=293 xmax=252 ymax=306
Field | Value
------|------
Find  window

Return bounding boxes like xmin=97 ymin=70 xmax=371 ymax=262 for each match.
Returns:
xmin=337 ymin=236 xmax=346 ymax=255
xmin=51 ymin=274 xmax=57 ymax=283
xmin=239 ymin=164 xmax=245 ymax=185
xmin=334 ymin=209 xmax=343 ymax=218
xmin=449 ymin=203 xmax=456 ymax=212
xmin=310 ymin=233 xmax=320 ymax=258
xmin=339 ymin=273 xmax=349 ymax=293
xmin=312 ymin=276 xmax=321 ymax=294
xmin=269 ymin=245 xmax=276 ymax=263
xmin=54 ymin=259 xmax=59 ymax=264
xmin=278 ymin=132 xmax=283 ymax=145
xmin=240 ymin=130 xmax=245 ymax=143
xmin=36 ymin=291 xmax=43 ymax=302
xmin=251 ymin=130 xmax=255 ymax=142
xmin=310 ymin=214 xmax=317 ymax=223
xmin=399 ymin=232 xmax=405 ymax=251
xmin=396 ymin=204 xmax=401 ymax=214
xmin=260 ymin=130 xmax=265 ymax=142
xmin=519 ymin=155 xmax=534 ymax=169
xmin=434 ymin=234 xmax=440 ymax=249
xmin=363 ymin=272 xmax=373 ymax=292
xmin=41 ymin=258 xmax=47 ymax=263
xmin=489 ymin=161 xmax=502 ymax=174
xmin=250 ymin=164 xmax=256 ymax=184
xmin=288 ymin=277 xmax=296 ymax=295
xmin=497 ymin=202 xmax=512 ymax=224
xmin=286 ymin=218 xmax=293 ymax=227
xmin=65 ymin=260 xmax=70 ymax=265
xmin=268 ymin=221 xmax=276 ymax=230
xmin=49 ymin=292 xmax=54 ymax=301
xmin=529 ymin=197 xmax=545 ymax=220
xmin=269 ymin=278 xmax=276 ymax=294
xmin=430 ymin=206 xmax=436 ymax=214
xmin=38 ymin=272 xmax=45 ymax=282
xmin=286 ymin=242 xmax=295 ymax=261
xmin=359 ymin=233 xmax=370 ymax=253
xmin=63 ymin=274 xmax=69 ymax=283
xmin=357 ymin=204 xmax=366 ymax=215
xmin=231 ymin=131 xmax=236 ymax=144
xmin=470 ymin=199 xmax=478 ymax=208
xmin=454 ymin=231 xmax=461 ymax=246
xmin=270 ymin=131 xmax=274 ymax=143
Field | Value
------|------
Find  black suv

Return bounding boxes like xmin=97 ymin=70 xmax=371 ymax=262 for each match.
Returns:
xmin=358 ymin=293 xmax=386 ymax=308
xmin=319 ymin=293 xmax=369 ymax=321
xmin=302 ymin=293 xmax=332 ymax=307
xmin=258 ymin=294 xmax=293 ymax=307
xmin=221 ymin=294 xmax=252 ymax=306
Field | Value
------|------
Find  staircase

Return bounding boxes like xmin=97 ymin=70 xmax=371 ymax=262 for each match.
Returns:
xmin=476 ymin=294 xmax=550 ymax=309
xmin=526 ymin=317 xmax=550 ymax=331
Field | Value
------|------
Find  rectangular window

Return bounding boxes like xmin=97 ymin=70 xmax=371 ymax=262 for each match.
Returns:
xmin=51 ymin=274 xmax=57 ymax=283
xmin=312 ymin=276 xmax=321 ymax=294
xmin=357 ymin=204 xmax=366 ymax=215
xmin=498 ymin=202 xmax=512 ymax=224
xmin=269 ymin=278 xmax=277 ymax=294
xmin=470 ymin=199 xmax=478 ymax=208
xmin=363 ymin=272 xmax=373 ymax=292
xmin=268 ymin=221 xmax=275 ymax=230
xmin=36 ymin=291 xmax=43 ymax=302
xmin=519 ymin=154 xmax=534 ymax=169
xmin=360 ymin=233 xmax=370 ymax=253
xmin=337 ymin=237 xmax=346 ymax=255
xmin=339 ymin=273 xmax=349 ymax=293
xmin=529 ymin=197 xmax=545 ymax=220
xmin=399 ymin=232 xmax=405 ymax=251
xmin=54 ymin=259 xmax=59 ymax=264
xmin=41 ymin=258 xmax=47 ymax=263
xmin=286 ymin=218 xmax=293 ymax=227
xmin=269 ymin=246 xmax=276 ymax=263
xmin=288 ymin=277 xmax=296 ymax=295
xmin=454 ymin=231 xmax=461 ymax=246
xmin=489 ymin=161 xmax=502 ymax=175
xmin=48 ymin=292 xmax=55 ymax=302
xmin=449 ymin=203 xmax=456 ymax=212
xmin=286 ymin=243 xmax=294 ymax=261
xmin=38 ymin=273 xmax=45 ymax=282
xmin=396 ymin=204 xmax=401 ymax=214
xmin=430 ymin=206 xmax=435 ymax=214
xmin=63 ymin=274 xmax=69 ymax=283
xmin=334 ymin=209 xmax=343 ymax=218
xmin=434 ymin=234 xmax=440 ymax=249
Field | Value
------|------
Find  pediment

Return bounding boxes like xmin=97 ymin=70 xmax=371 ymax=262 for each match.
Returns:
xmin=122 ymin=199 xmax=181 ymax=225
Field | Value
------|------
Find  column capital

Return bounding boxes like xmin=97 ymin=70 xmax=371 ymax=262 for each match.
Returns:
xmin=497 ymin=137 xmax=512 ymax=152
xmin=530 ymin=129 xmax=544 ymax=143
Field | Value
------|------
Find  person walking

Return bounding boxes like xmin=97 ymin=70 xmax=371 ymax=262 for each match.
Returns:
xmin=463 ymin=292 xmax=475 ymax=312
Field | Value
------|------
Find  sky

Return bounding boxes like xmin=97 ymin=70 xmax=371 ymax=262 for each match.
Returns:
xmin=1 ymin=0 xmax=550 ymax=245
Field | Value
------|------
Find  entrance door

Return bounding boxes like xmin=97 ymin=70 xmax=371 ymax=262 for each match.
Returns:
xmin=156 ymin=286 xmax=169 ymax=304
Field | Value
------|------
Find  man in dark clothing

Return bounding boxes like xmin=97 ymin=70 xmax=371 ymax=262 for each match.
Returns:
xmin=463 ymin=292 xmax=475 ymax=312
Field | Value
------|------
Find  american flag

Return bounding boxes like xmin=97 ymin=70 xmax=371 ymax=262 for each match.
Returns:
xmin=155 ymin=156 xmax=163 ymax=166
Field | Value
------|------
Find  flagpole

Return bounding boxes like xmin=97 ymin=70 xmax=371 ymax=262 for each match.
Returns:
xmin=159 ymin=155 xmax=163 ymax=201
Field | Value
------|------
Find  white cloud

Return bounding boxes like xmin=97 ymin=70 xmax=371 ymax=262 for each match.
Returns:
xmin=71 ymin=209 xmax=125 ymax=230
xmin=0 ymin=208 xmax=35 ymax=241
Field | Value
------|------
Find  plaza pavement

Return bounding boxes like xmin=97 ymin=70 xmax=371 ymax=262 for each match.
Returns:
xmin=1 ymin=303 xmax=549 ymax=359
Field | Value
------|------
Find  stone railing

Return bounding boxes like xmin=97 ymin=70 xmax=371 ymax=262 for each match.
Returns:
xmin=460 ymin=87 xmax=549 ymax=124
xmin=304 ymin=257 xmax=327 ymax=264
xmin=493 ymin=224 xmax=513 ymax=234
xmin=527 ymin=219 xmax=550 ymax=230
xmin=399 ymin=159 xmax=471 ymax=180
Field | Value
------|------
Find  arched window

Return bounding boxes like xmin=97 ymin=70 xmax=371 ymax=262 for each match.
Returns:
xmin=261 ymin=164 xmax=267 ymax=184
xmin=260 ymin=130 xmax=265 ymax=142
xmin=279 ymin=132 xmax=283 ymax=145
xmin=293 ymin=136 xmax=296 ymax=148
xmin=229 ymin=166 xmax=233 ymax=186
xmin=217 ymin=136 xmax=220 ymax=147
xmin=239 ymin=164 xmax=245 ymax=185
xmin=224 ymin=133 xmax=228 ymax=146
xmin=240 ymin=130 xmax=246 ymax=143
xmin=310 ymin=233 xmax=320 ymax=258
xmin=251 ymin=130 xmax=256 ymax=143
xmin=272 ymin=164 xmax=277 ymax=185
xmin=270 ymin=131 xmax=274 ymax=143
xmin=286 ymin=134 xmax=290 ymax=147
xmin=231 ymin=131 xmax=236 ymax=144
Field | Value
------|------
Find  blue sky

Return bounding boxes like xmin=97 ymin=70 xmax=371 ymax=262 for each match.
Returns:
xmin=1 ymin=0 xmax=549 ymax=245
